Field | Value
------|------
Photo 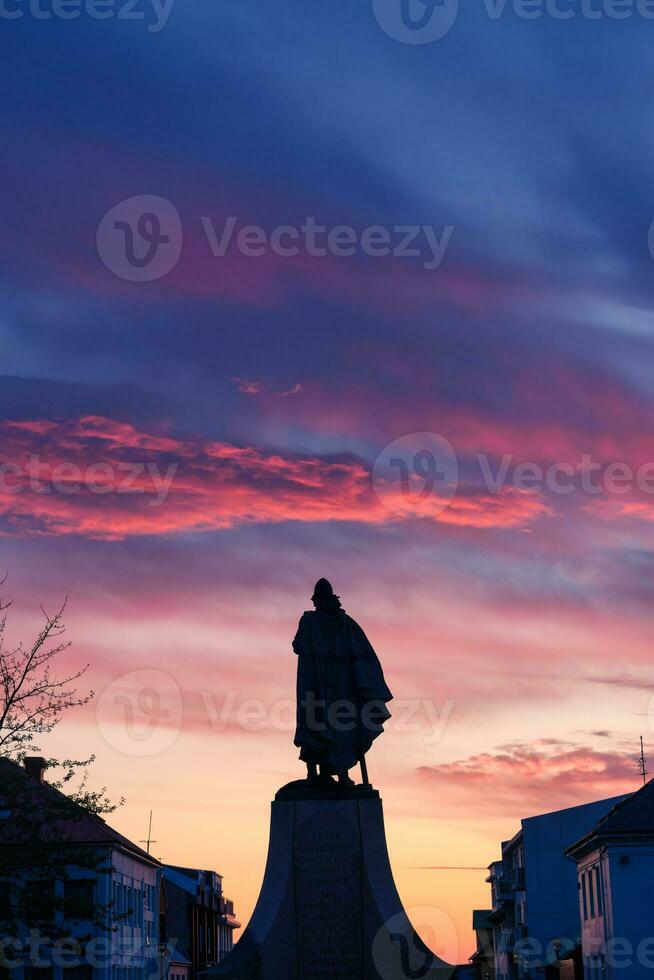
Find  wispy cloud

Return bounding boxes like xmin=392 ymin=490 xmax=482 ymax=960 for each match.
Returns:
xmin=233 ymin=378 xmax=303 ymax=398
xmin=0 ymin=416 xmax=550 ymax=539
xmin=418 ymin=743 xmax=637 ymax=817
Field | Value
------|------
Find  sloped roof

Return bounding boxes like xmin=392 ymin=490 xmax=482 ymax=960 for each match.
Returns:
xmin=566 ymin=778 xmax=654 ymax=858
xmin=594 ymin=778 xmax=654 ymax=835
xmin=0 ymin=757 xmax=159 ymax=867
xmin=167 ymin=947 xmax=192 ymax=967
xmin=163 ymin=865 xmax=200 ymax=894
xmin=472 ymin=909 xmax=493 ymax=931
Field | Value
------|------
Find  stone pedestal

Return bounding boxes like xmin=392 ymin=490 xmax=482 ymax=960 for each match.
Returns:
xmin=203 ymin=784 xmax=454 ymax=980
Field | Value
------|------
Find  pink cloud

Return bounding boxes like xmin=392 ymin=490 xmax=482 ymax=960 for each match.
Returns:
xmin=234 ymin=378 xmax=303 ymax=398
xmin=588 ymin=498 xmax=654 ymax=525
xmin=418 ymin=743 xmax=636 ymax=817
xmin=240 ymin=359 xmax=654 ymax=477
xmin=0 ymin=416 xmax=550 ymax=540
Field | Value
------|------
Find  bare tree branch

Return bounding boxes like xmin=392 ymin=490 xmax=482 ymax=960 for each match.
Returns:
xmin=0 ymin=584 xmax=92 ymax=755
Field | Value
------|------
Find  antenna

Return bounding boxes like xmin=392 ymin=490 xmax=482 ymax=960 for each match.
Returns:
xmin=637 ymin=737 xmax=649 ymax=787
xmin=140 ymin=810 xmax=157 ymax=855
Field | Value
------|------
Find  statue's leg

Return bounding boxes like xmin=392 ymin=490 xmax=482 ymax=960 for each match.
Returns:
xmin=307 ymin=761 xmax=318 ymax=782
xmin=337 ymin=770 xmax=355 ymax=787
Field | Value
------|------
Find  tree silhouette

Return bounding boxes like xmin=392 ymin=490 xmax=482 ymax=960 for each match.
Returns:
xmin=0 ymin=578 xmax=123 ymax=954
xmin=0 ymin=576 xmax=92 ymax=755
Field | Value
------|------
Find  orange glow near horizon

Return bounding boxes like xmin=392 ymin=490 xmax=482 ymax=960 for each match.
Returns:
xmin=30 ymin=575 xmax=651 ymax=966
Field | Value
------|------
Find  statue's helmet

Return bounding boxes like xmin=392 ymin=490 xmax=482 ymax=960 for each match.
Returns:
xmin=312 ymin=578 xmax=334 ymax=603
xmin=311 ymin=578 xmax=342 ymax=612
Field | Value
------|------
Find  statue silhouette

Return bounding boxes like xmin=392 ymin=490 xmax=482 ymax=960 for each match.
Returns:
xmin=293 ymin=578 xmax=393 ymax=787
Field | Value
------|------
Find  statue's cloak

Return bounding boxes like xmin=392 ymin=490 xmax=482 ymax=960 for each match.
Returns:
xmin=293 ymin=609 xmax=392 ymax=775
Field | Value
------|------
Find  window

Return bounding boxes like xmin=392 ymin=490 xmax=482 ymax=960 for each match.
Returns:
xmin=0 ymin=881 xmax=10 ymax=919
xmin=133 ymin=890 xmax=142 ymax=928
xmin=25 ymin=969 xmax=54 ymax=980
xmin=64 ymin=879 xmax=94 ymax=920
xmin=24 ymin=881 xmax=55 ymax=923
xmin=63 ymin=967 xmax=93 ymax=980
xmin=594 ymin=865 xmax=603 ymax=916
xmin=581 ymin=872 xmax=588 ymax=920
xmin=588 ymin=869 xmax=595 ymax=918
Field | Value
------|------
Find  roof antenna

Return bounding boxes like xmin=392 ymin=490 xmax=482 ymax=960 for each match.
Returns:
xmin=637 ymin=737 xmax=649 ymax=787
xmin=140 ymin=810 xmax=157 ymax=855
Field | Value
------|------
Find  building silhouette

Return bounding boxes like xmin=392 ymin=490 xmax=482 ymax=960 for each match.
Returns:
xmin=0 ymin=758 xmax=239 ymax=980
xmin=0 ymin=757 xmax=161 ymax=980
xmin=161 ymin=867 xmax=239 ymax=978
xmin=486 ymin=796 xmax=626 ymax=979
xmin=565 ymin=778 xmax=654 ymax=979
xmin=469 ymin=909 xmax=495 ymax=980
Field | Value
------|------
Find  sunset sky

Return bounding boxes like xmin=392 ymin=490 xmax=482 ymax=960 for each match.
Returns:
xmin=3 ymin=0 xmax=654 ymax=963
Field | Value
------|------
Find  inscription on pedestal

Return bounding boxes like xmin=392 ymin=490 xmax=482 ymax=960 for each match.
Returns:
xmin=294 ymin=807 xmax=363 ymax=980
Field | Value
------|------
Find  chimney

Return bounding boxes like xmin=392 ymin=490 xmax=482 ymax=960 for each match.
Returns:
xmin=24 ymin=757 xmax=47 ymax=783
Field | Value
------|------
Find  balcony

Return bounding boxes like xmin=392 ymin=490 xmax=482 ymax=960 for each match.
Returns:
xmin=511 ymin=866 xmax=526 ymax=891
xmin=495 ymin=880 xmax=514 ymax=902
xmin=496 ymin=931 xmax=513 ymax=954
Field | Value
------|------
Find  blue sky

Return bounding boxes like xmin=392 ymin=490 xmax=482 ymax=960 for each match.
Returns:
xmin=3 ymin=0 xmax=654 ymax=956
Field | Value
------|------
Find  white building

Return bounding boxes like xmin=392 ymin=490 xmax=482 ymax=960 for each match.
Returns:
xmin=486 ymin=795 xmax=625 ymax=980
xmin=565 ymin=778 xmax=654 ymax=980
xmin=0 ymin=757 xmax=161 ymax=980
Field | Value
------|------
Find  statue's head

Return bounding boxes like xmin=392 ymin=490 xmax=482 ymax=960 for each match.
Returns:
xmin=312 ymin=578 xmax=342 ymax=613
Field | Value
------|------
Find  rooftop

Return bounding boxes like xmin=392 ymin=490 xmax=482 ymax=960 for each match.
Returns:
xmin=0 ymin=756 xmax=159 ymax=867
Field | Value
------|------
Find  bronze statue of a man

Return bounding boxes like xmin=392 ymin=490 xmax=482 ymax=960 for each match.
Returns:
xmin=293 ymin=579 xmax=393 ymax=787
